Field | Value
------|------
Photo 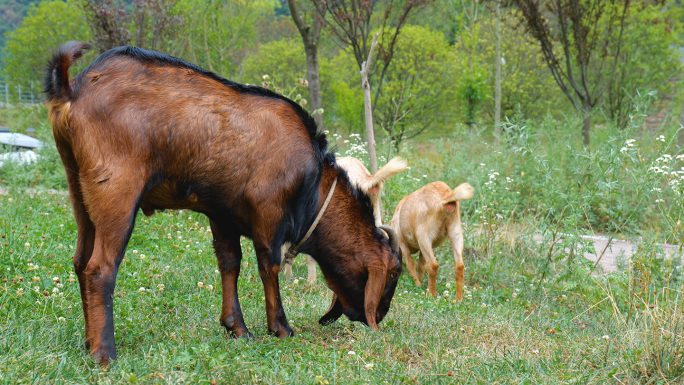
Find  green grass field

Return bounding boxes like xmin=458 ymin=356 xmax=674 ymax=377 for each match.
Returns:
xmin=1 ymin=188 xmax=682 ymax=383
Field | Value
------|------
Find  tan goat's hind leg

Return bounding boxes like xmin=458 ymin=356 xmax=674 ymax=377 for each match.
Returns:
xmin=210 ymin=220 xmax=252 ymax=338
xmin=449 ymin=225 xmax=465 ymax=302
xmin=417 ymin=252 xmax=427 ymax=283
xmin=417 ymin=235 xmax=439 ymax=296
xmin=400 ymin=242 xmax=421 ymax=286
xmin=305 ymin=255 xmax=317 ymax=284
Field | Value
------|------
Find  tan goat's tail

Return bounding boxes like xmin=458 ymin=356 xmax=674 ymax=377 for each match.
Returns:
xmin=442 ymin=183 xmax=474 ymax=204
xmin=44 ymin=41 xmax=92 ymax=103
xmin=369 ymin=157 xmax=408 ymax=187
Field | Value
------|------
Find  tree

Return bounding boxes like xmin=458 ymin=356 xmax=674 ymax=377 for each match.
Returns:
xmin=501 ymin=0 xmax=632 ymax=147
xmin=494 ymin=0 xmax=502 ymax=143
xmin=240 ymin=38 xmax=307 ymax=88
xmin=174 ymin=0 xmax=276 ymax=77
xmin=81 ymin=0 xmax=130 ymax=52
xmin=4 ymin=0 xmax=90 ymax=93
xmin=469 ymin=8 xmax=566 ymax=123
xmin=81 ymin=0 xmax=183 ymax=53
xmin=287 ymin=0 xmax=327 ymax=132
xmin=132 ymin=0 xmax=184 ymax=51
xmin=373 ymin=26 xmax=457 ymax=150
xmin=604 ymin=2 xmax=680 ymax=129
xmin=312 ymin=0 xmax=430 ymax=172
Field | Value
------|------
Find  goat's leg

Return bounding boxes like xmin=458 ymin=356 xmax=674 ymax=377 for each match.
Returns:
xmin=210 ymin=220 xmax=252 ymax=338
xmin=448 ymin=223 xmax=465 ymax=301
xmin=61 ymin=162 xmax=96 ymax=349
xmin=281 ymin=260 xmax=294 ymax=279
xmin=401 ymin=241 xmax=421 ymax=286
xmin=305 ymin=255 xmax=317 ymax=284
xmin=72 ymin=197 xmax=96 ymax=350
xmin=57 ymin=145 xmax=96 ymax=349
xmin=254 ymin=242 xmax=294 ymax=338
xmin=417 ymin=234 xmax=439 ymax=296
xmin=82 ymin=212 xmax=138 ymax=364
xmin=280 ymin=244 xmax=294 ymax=279
xmin=78 ymin=174 xmax=142 ymax=364
xmin=416 ymin=252 xmax=427 ymax=283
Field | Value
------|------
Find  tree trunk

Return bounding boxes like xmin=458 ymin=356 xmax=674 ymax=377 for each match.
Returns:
xmin=494 ymin=0 xmax=502 ymax=145
xmin=678 ymin=96 xmax=684 ymax=150
xmin=582 ymin=114 xmax=591 ymax=148
xmin=361 ymin=33 xmax=380 ymax=174
xmin=287 ymin=0 xmax=325 ymax=134
xmin=304 ymin=44 xmax=324 ymax=133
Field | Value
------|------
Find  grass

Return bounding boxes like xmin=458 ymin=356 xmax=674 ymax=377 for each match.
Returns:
xmin=1 ymin=102 xmax=683 ymax=383
xmin=1 ymin=189 xmax=682 ymax=383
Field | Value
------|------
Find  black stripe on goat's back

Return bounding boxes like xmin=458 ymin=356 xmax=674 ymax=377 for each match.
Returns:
xmin=79 ymin=45 xmax=328 ymax=161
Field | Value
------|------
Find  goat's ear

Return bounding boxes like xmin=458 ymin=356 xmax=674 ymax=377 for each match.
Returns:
xmin=319 ymin=294 xmax=343 ymax=326
xmin=364 ymin=267 xmax=386 ymax=330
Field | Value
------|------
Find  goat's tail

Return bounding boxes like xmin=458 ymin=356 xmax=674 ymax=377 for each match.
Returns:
xmin=370 ymin=157 xmax=408 ymax=187
xmin=44 ymin=41 xmax=92 ymax=103
xmin=442 ymin=183 xmax=474 ymax=204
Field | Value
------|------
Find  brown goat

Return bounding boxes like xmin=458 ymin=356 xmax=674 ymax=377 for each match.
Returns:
xmin=391 ymin=181 xmax=473 ymax=301
xmin=281 ymin=156 xmax=407 ymax=282
xmin=44 ymin=42 xmax=401 ymax=364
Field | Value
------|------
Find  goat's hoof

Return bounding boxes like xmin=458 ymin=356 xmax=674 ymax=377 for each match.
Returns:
xmin=91 ymin=349 xmax=115 ymax=367
xmin=271 ymin=325 xmax=294 ymax=338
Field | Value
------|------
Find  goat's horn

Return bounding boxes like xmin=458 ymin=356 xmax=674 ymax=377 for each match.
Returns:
xmin=379 ymin=225 xmax=399 ymax=254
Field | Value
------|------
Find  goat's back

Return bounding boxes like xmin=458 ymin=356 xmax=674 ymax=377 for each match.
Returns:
xmin=47 ymin=45 xmax=329 ymax=243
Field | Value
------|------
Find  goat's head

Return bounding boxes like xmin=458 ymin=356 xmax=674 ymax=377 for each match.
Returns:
xmin=317 ymin=224 xmax=401 ymax=330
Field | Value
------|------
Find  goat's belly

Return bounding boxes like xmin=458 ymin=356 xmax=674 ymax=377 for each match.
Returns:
xmin=139 ymin=181 xmax=217 ymax=216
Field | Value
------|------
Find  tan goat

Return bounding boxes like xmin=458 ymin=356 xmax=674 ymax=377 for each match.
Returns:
xmin=391 ymin=181 xmax=474 ymax=301
xmin=282 ymin=156 xmax=408 ymax=282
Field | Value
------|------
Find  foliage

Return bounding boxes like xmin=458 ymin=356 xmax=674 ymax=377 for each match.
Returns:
xmin=372 ymin=25 xmax=458 ymax=149
xmin=81 ymin=0 xmax=132 ymax=52
xmin=81 ymin=0 xmax=183 ymax=53
xmin=240 ymin=38 xmax=306 ymax=89
xmin=472 ymin=9 xmax=567 ymax=121
xmin=502 ymin=0 xmax=634 ymax=145
xmin=173 ymin=0 xmax=278 ymax=77
xmin=0 ymin=0 xmax=35 ymax=63
xmin=327 ymin=26 xmax=458 ymax=147
xmin=326 ymin=52 xmax=365 ymax=135
xmin=3 ymin=0 xmax=91 ymax=95
xmin=605 ymin=3 xmax=681 ymax=128
xmin=451 ymin=17 xmax=491 ymax=127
